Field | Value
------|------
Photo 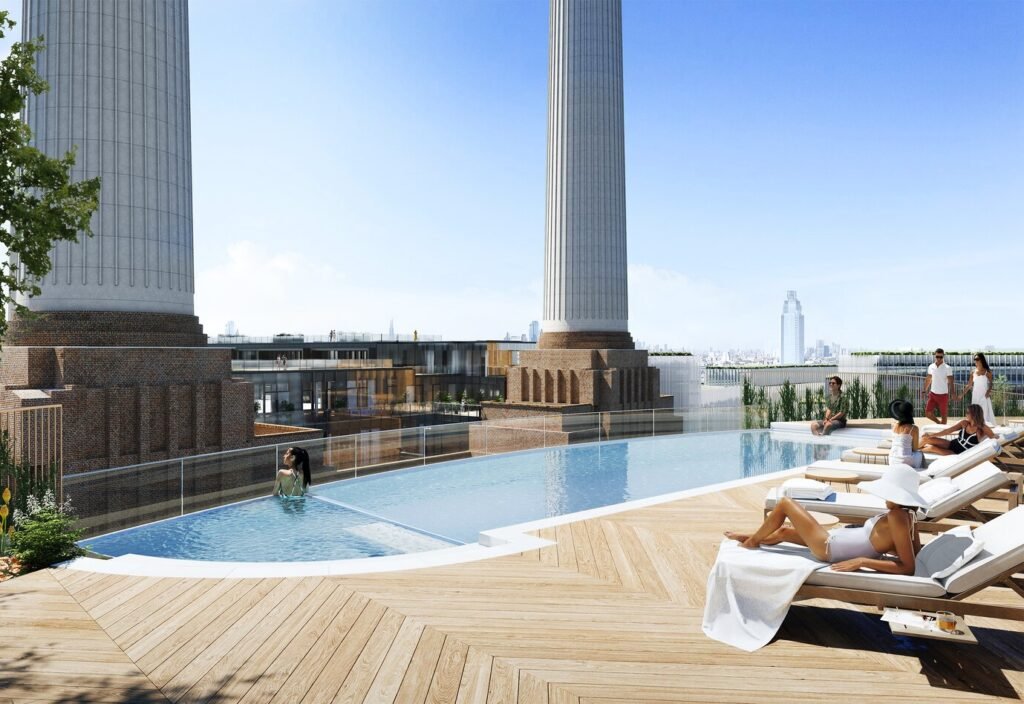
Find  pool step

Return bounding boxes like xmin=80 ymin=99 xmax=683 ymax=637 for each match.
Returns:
xmin=344 ymin=522 xmax=455 ymax=552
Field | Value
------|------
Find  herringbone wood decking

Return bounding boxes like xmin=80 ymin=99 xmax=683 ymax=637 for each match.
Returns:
xmin=3 ymin=476 xmax=1024 ymax=703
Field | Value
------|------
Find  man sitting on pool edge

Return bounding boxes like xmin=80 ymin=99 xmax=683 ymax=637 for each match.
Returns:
xmin=811 ymin=376 xmax=848 ymax=436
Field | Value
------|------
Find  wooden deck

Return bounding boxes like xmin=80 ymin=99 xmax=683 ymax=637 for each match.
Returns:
xmin=3 ymin=476 xmax=1024 ymax=703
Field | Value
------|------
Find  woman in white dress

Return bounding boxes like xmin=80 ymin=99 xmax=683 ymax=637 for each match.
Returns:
xmin=960 ymin=352 xmax=995 ymax=426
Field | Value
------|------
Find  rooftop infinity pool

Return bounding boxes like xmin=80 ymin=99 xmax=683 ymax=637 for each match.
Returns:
xmin=83 ymin=430 xmax=855 ymax=562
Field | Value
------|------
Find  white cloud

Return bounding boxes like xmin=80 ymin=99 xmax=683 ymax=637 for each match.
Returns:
xmin=195 ymin=240 xmax=542 ymax=340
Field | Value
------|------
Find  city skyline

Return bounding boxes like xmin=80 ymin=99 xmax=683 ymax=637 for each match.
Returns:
xmin=1 ymin=1 xmax=1021 ymax=351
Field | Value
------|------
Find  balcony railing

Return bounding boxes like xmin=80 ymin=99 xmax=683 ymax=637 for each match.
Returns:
xmin=210 ymin=332 xmax=442 ymax=344
xmin=231 ymin=358 xmax=394 ymax=371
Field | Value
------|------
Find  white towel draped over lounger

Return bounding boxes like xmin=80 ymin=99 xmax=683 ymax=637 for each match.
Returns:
xmin=702 ymin=539 xmax=823 ymax=651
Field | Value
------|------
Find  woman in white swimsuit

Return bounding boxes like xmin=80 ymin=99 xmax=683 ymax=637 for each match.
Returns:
xmin=724 ymin=464 xmax=925 ymax=574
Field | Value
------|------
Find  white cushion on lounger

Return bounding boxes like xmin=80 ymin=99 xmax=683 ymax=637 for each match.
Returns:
xmin=805 ymin=565 xmax=946 ymax=597
xmin=915 ymin=525 xmax=985 ymax=579
xmin=917 ymin=477 xmax=958 ymax=505
xmin=923 ymin=462 xmax=1007 ymax=519
xmin=764 ymin=488 xmax=885 ymax=519
xmin=767 ymin=461 xmax=1008 ymax=520
xmin=806 ymin=460 xmax=928 ymax=482
xmin=768 ymin=543 xmax=947 ymax=597
xmin=944 ymin=506 xmax=1024 ymax=595
xmin=922 ymin=439 xmax=1000 ymax=478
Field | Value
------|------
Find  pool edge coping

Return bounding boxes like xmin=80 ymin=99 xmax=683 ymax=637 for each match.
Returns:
xmin=57 ymin=463 xmax=808 ymax=579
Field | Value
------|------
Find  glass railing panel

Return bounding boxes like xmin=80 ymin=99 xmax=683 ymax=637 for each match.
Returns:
xmin=321 ymin=433 xmax=357 ymax=481
xmin=653 ymin=408 xmax=685 ymax=436
xmin=601 ymin=410 xmax=652 ymax=441
xmin=65 ymin=459 xmax=181 ymax=538
xmin=560 ymin=411 xmax=601 ymax=445
xmin=182 ymin=445 xmax=278 ymax=517
xmin=349 ymin=427 xmax=427 ymax=478
xmin=424 ymin=422 xmax=471 ymax=463
xmin=475 ymin=414 xmax=546 ymax=455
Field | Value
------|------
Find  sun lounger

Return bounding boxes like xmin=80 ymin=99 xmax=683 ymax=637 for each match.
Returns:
xmin=704 ymin=506 xmax=1024 ymax=650
xmin=805 ymin=438 xmax=1004 ymax=483
xmin=769 ymin=462 xmax=1013 ymax=524
xmin=794 ymin=505 xmax=1024 ymax=621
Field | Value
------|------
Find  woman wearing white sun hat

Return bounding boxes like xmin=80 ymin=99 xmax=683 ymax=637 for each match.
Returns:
xmin=725 ymin=464 xmax=927 ymax=574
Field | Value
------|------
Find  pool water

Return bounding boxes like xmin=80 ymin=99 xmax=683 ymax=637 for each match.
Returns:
xmin=83 ymin=430 xmax=853 ymax=562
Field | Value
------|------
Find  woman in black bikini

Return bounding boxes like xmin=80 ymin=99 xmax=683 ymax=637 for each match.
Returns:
xmin=919 ymin=404 xmax=996 ymax=456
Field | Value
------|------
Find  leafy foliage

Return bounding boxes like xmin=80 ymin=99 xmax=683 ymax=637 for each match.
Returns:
xmin=0 ymin=431 xmax=56 ymax=515
xmin=778 ymin=381 xmax=797 ymax=421
xmin=10 ymin=490 xmax=84 ymax=571
xmin=0 ymin=12 xmax=101 ymax=342
xmin=872 ymin=379 xmax=888 ymax=418
xmin=741 ymin=377 xmax=755 ymax=406
xmin=845 ymin=378 xmax=871 ymax=419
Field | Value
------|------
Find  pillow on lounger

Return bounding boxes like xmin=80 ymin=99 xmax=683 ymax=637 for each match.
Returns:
xmin=780 ymin=478 xmax=835 ymax=501
xmin=917 ymin=477 xmax=958 ymax=505
xmin=915 ymin=525 xmax=986 ymax=579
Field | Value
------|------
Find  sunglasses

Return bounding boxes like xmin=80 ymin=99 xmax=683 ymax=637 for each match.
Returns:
xmin=935 ymin=355 xmax=944 ymax=359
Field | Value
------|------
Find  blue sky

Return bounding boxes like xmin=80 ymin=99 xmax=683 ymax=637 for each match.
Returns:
xmin=4 ymin=1 xmax=1023 ymax=351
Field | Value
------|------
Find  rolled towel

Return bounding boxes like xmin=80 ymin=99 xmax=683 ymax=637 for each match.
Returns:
xmin=780 ymin=478 xmax=836 ymax=501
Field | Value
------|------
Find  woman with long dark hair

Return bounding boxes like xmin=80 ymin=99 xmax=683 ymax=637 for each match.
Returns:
xmin=887 ymin=399 xmax=923 ymax=468
xmin=959 ymin=352 xmax=995 ymax=426
xmin=919 ymin=404 xmax=996 ymax=456
xmin=273 ymin=446 xmax=312 ymax=496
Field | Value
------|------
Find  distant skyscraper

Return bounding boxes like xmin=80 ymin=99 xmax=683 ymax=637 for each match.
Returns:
xmin=780 ymin=291 xmax=805 ymax=364
xmin=528 ymin=320 xmax=540 ymax=343
xmin=539 ymin=0 xmax=631 ymax=350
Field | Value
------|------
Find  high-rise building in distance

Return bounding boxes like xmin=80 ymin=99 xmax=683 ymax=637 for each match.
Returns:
xmin=780 ymin=290 xmax=805 ymax=364
xmin=528 ymin=320 xmax=540 ymax=343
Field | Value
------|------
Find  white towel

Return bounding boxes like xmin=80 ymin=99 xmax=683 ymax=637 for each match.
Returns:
xmin=702 ymin=540 xmax=823 ymax=651
xmin=779 ymin=478 xmax=835 ymax=500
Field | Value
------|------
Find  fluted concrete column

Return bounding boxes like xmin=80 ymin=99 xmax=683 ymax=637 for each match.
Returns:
xmin=16 ymin=0 xmax=194 ymax=315
xmin=539 ymin=0 xmax=632 ymax=350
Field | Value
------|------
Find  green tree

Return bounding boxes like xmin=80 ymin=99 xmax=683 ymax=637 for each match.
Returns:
xmin=0 ymin=12 xmax=101 ymax=342
xmin=779 ymin=380 xmax=796 ymax=421
xmin=896 ymin=383 xmax=911 ymax=408
xmin=814 ymin=387 xmax=825 ymax=418
xmin=741 ymin=377 xmax=755 ymax=406
xmin=991 ymin=374 xmax=1010 ymax=419
xmin=803 ymin=387 xmax=814 ymax=421
xmin=872 ymin=379 xmax=888 ymax=418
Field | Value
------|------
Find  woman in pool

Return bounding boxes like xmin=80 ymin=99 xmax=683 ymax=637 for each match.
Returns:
xmin=888 ymin=399 xmax=924 ymax=468
xmin=273 ymin=446 xmax=311 ymax=497
xmin=919 ymin=403 xmax=996 ymax=456
xmin=724 ymin=464 xmax=925 ymax=574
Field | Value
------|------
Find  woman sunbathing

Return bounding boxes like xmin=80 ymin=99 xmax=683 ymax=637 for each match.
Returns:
xmin=724 ymin=464 xmax=925 ymax=574
xmin=919 ymin=404 xmax=995 ymax=456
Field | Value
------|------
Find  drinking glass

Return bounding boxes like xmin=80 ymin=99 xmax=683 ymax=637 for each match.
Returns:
xmin=936 ymin=611 xmax=957 ymax=633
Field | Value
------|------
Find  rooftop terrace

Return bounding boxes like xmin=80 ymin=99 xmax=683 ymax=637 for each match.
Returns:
xmin=3 ymin=471 xmax=1022 ymax=703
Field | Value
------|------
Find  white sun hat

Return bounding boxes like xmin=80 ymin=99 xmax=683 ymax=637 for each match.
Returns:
xmin=858 ymin=464 xmax=930 ymax=507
